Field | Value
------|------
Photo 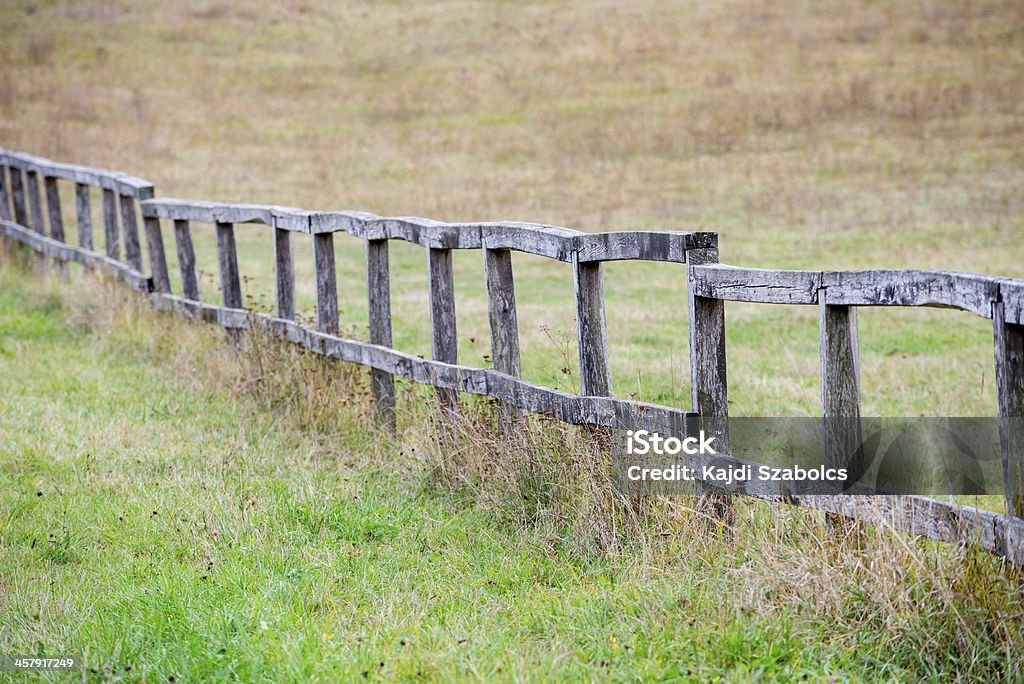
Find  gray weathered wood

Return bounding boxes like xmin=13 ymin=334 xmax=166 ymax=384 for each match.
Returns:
xmin=366 ymin=238 xmax=396 ymax=429
xmin=26 ymin=170 xmax=44 ymax=234
xmin=0 ymin=218 xmax=150 ymax=290
xmin=573 ymin=254 xmax=612 ymax=398
xmin=143 ymin=216 xmax=170 ymax=294
xmin=120 ymin=194 xmax=143 ymax=271
xmin=44 ymin=176 xmax=64 ymax=242
xmin=994 ymin=300 xmax=1024 ymax=518
xmin=215 ymin=221 xmax=243 ymax=309
xmin=689 ymin=265 xmax=822 ymax=305
xmin=313 ymin=232 xmax=338 ymax=334
xmin=687 ymin=247 xmax=732 ymax=518
xmin=75 ymin=183 xmax=93 ymax=250
xmin=274 ymin=228 xmax=295 ymax=320
xmin=102 ymin=188 xmax=120 ymax=260
xmin=485 ymin=248 xmax=522 ymax=378
xmin=173 ymin=219 xmax=200 ymax=301
xmin=485 ymin=247 xmax=522 ymax=433
xmin=823 ymin=269 xmax=1000 ymax=319
xmin=1 ymin=149 xmax=153 ymax=197
xmin=10 ymin=167 xmax=27 ymax=226
xmin=0 ymin=165 xmax=10 ymax=222
xmin=819 ymin=300 xmax=865 ymax=538
xmin=428 ymin=247 xmax=459 ymax=417
xmin=575 ymin=230 xmax=712 ymax=264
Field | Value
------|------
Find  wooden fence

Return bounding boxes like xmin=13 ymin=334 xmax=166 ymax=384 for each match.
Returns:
xmin=2 ymin=147 xmax=1023 ymax=564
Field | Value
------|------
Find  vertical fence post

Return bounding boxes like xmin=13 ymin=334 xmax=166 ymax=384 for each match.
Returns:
xmin=75 ymin=183 xmax=93 ymax=250
xmin=102 ymin=188 xmax=120 ymax=260
xmin=143 ymin=215 xmax=170 ymax=294
xmin=686 ymin=246 xmax=732 ymax=521
xmin=428 ymin=247 xmax=458 ymax=420
xmin=173 ymin=219 xmax=200 ymax=301
xmin=313 ymin=232 xmax=338 ymax=334
xmin=573 ymin=254 xmax=611 ymax=398
xmin=44 ymin=176 xmax=65 ymax=272
xmin=819 ymin=297 xmax=864 ymax=534
xmin=120 ymin=194 xmax=143 ymax=271
xmin=215 ymin=221 xmax=243 ymax=309
xmin=0 ymin=164 xmax=10 ymax=222
xmin=10 ymin=167 xmax=27 ymax=227
xmin=44 ymin=177 xmax=64 ymax=242
xmin=26 ymin=170 xmax=44 ymax=234
xmin=485 ymin=246 xmax=522 ymax=433
xmin=26 ymin=170 xmax=45 ymax=266
xmin=819 ymin=301 xmax=864 ymax=473
xmin=994 ymin=300 xmax=1024 ymax=518
xmin=274 ymin=227 xmax=295 ymax=320
xmin=367 ymin=238 xmax=396 ymax=429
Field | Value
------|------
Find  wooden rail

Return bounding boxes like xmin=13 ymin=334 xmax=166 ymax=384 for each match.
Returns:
xmin=2 ymin=147 xmax=1023 ymax=564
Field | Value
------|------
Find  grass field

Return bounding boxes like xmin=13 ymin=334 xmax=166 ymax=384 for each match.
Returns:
xmin=1 ymin=0 xmax=1024 ymax=680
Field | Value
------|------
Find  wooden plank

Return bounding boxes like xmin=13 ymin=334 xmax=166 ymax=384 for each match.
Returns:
xmin=822 ymin=269 xmax=1000 ymax=319
xmin=687 ymin=247 xmax=732 ymax=518
xmin=575 ymin=230 xmax=706 ymax=264
xmin=102 ymin=188 xmax=120 ymax=260
xmin=26 ymin=170 xmax=44 ymax=234
xmin=120 ymin=194 xmax=143 ymax=271
xmin=366 ymin=238 xmax=396 ymax=429
xmin=75 ymin=183 xmax=93 ymax=250
xmin=428 ymin=247 xmax=459 ymax=417
xmin=313 ymin=232 xmax=338 ymax=334
xmin=2 ymin=149 xmax=153 ymax=197
xmin=215 ymin=221 xmax=243 ymax=309
xmin=573 ymin=254 xmax=612 ymax=398
xmin=9 ymin=167 xmax=27 ymax=226
xmin=480 ymin=223 xmax=578 ymax=262
xmin=689 ymin=265 xmax=822 ymax=305
xmin=143 ymin=216 xmax=171 ymax=294
xmin=485 ymin=247 xmax=522 ymax=433
xmin=274 ymin=227 xmax=295 ymax=320
xmin=43 ymin=176 xmax=64 ymax=242
xmin=0 ymin=219 xmax=150 ymax=290
xmin=994 ymin=300 xmax=1024 ymax=518
xmin=173 ymin=219 xmax=201 ymax=301
xmin=0 ymin=165 xmax=10 ymax=222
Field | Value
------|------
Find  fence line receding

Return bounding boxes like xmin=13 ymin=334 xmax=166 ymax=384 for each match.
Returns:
xmin=2 ymin=147 xmax=1022 ymax=565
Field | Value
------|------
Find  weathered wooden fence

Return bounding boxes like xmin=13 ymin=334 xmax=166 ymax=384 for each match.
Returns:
xmin=2 ymin=147 xmax=1023 ymax=563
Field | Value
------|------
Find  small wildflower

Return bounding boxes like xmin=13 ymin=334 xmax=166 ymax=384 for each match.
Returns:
xmin=260 ymin=620 xmax=269 ymax=631
xmin=212 ymin=529 xmax=221 ymax=539
xmin=322 ymin=632 xmax=334 ymax=643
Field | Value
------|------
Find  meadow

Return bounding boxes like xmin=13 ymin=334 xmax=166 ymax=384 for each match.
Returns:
xmin=1 ymin=0 xmax=1023 ymax=680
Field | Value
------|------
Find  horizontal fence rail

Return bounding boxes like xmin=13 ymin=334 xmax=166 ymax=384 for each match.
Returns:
xmin=2 ymin=147 xmax=1023 ymax=565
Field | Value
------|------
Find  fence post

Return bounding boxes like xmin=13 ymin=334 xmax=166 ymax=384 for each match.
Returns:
xmin=819 ymin=301 xmax=864 ymax=472
xmin=818 ymin=297 xmax=865 ymax=535
xmin=102 ymin=188 xmax=120 ymax=260
xmin=0 ymin=164 xmax=10 ymax=222
xmin=313 ymin=232 xmax=338 ymax=334
xmin=173 ymin=219 xmax=200 ymax=301
xmin=428 ymin=247 xmax=458 ymax=420
xmin=26 ymin=170 xmax=44 ymax=235
xmin=573 ymin=254 xmax=611 ymax=398
xmin=120 ymin=194 xmax=143 ymax=272
xmin=994 ymin=300 xmax=1024 ymax=518
xmin=10 ymin=167 xmax=27 ymax=227
xmin=485 ymin=246 xmax=522 ymax=433
xmin=686 ymin=246 xmax=732 ymax=522
xmin=143 ymin=216 xmax=170 ymax=294
xmin=75 ymin=183 xmax=93 ymax=250
xmin=44 ymin=176 xmax=65 ymax=272
xmin=274 ymin=227 xmax=295 ymax=320
xmin=26 ymin=170 xmax=45 ymax=266
xmin=215 ymin=221 xmax=242 ymax=309
xmin=367 ymin=238 xmax=396 ymax=429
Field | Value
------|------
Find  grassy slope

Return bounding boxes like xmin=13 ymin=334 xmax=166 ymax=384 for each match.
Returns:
xmin=1 ymin=254 xmax=1023 ymax=682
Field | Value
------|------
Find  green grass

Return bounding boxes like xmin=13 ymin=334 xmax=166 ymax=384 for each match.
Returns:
xmin=1 ymin=249 xmax=1023 ymax=682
